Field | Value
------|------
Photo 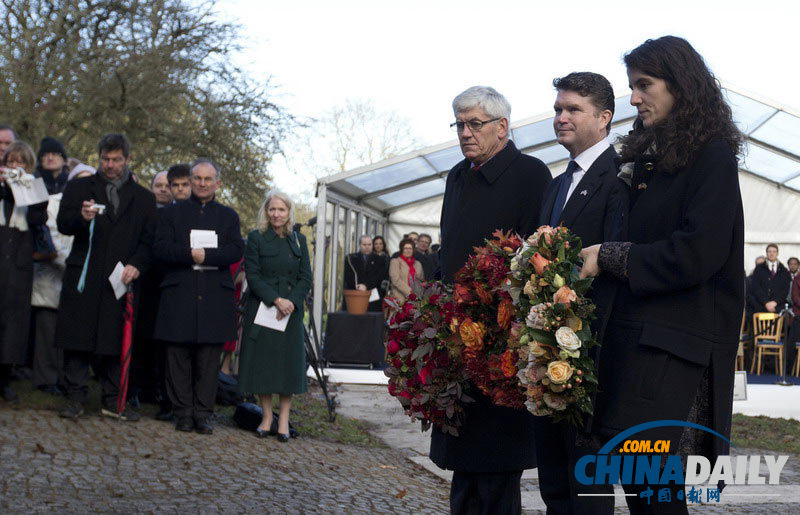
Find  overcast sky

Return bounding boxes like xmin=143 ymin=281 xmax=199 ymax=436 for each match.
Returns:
xmin=217 ymin=0 xmax=800 ymax=199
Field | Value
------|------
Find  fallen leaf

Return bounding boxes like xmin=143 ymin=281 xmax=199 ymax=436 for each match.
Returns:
xmin=394 ymin=489 xmax=407 ymax=499
xmin=35 ymin=443 xmax=46 ymax=454
xmin=142 ymin=453 xmax=153 ymax=459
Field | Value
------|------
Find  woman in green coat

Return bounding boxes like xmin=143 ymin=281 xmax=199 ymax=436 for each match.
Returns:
xmin=238 ymin=190 xmax=312 ymax=442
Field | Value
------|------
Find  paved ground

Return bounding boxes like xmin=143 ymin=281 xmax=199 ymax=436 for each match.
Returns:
xmin=0 ymin=405 xmax=450 ymax=513
xmin=334 ymin=383 xmax=800 ymax=513
xmin=2 ymin=383 xmax=800 ymax=514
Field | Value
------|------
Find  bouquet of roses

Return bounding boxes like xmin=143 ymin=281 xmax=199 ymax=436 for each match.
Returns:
xmin=450 ymin=230 xmax=528 ymax=409
xmin=384 ymin=282 xmax=471 ymax=435
xmin=507 ymin=225 xmax=599 ymax=425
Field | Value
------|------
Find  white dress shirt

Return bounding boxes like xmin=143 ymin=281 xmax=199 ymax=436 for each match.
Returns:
xmin=564 ymin=137 xmax=611 ymax=203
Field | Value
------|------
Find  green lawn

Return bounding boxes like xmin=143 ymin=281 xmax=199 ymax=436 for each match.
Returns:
xmin=2 ymin=379 xmax=384 ymax=448
xmin=730 ymin=413 xmax=800 ymax=454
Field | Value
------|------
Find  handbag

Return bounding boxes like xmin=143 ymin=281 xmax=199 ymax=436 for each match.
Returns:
xmin=31 ymin=223 xmax=57 ymax=262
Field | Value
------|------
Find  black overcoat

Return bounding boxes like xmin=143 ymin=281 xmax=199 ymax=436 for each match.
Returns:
xmin=153 ymin=195 xmax=244 ymax=344
xmin=431 ymin=140 xmax=551 ymax=473
xmin=538 ymin=145 xmax=627 ymax=433
xmin=595 ymin=140 xmax=744 ymax=463
xmin=0 ymin=185 xmax=47 ymax=364
xmin=55 ymin=174 xmax=157 ymax=355
xmin=343 ymin=251 xmax=386 ymax=311
xmin=747 ymin=261 xmax=791 ymax=314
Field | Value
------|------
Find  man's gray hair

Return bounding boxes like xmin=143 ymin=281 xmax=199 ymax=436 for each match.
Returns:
xmin=359 ymin=234 xmax=372 ymax=244
xmin=151 ymin=170 xmax=168 ymax=188
xmin=191 ymin=157 xmax=221 ymax=179
xmin=452 ymin=86 xmax=511 ymax=120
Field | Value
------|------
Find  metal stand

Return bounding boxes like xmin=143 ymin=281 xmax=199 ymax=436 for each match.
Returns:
xmin=776 ymin=307 xmax=794 ymax=386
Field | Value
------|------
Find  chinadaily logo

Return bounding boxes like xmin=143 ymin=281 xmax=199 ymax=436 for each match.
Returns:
xmin=574 ymin=420 xmax=790 ymax=505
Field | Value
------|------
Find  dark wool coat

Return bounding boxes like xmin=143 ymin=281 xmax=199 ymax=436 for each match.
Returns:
xmin=595 ymin=140 xmax=744 ymax=463
xmin=343 ymin=251 xmax=386 ymax=311
xmin=153 ymin=195 xmax=244 ymax=344
xmin=431 ymin=140 xmax=552 ymax=473
xmin=237 ymin=228 xmax=312 ymax=395
xmin=55 ymin=174 xmax=157 ymax=355
xmin=747 ymin=261 xmax=791 ymax=314
xmin=0 ymin=185 xmax=47 ymax=364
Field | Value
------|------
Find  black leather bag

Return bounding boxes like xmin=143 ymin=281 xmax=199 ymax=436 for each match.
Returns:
xmin=233 ymin=402 xmax=299 ymax=437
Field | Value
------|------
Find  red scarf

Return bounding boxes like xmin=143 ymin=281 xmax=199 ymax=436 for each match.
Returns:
xmin=400 ymin=254 xmax=416 ymax=285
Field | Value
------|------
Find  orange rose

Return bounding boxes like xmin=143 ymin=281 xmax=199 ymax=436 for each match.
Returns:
xmin=497 ymin=299 xmax=514 ymax=330
xmin=459 ymin=319 xmax=486 ymax=350
xmin=530 ymin=252 xmax=551 ymax=275
xmin=475 ymin=286 xmax=493 ymax=304
xmin=454 ymin=284 xmax=472 ymax=304
xmin=500 ymin=349 xmax=517 ymax=378
xmin=553 ymin=286 xmax=577 ymax=308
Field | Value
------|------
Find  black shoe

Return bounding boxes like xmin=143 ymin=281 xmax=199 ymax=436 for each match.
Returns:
xmin=175 ymin=418 xmax=194 ymax=432
xmin=155 ymin=409 xmax=174 ymax=422
xmin=2 ymin=385 xmax=19 ymax=403
xmin=276 ymin=433 xmax=290 ymax=443
xmin=37 ymin=384 xmax=64 ymax=396
xmin=100 ymin=407 xmax=141 ymax=422
xmin=195 ymin=419 xmax=213 ymax=435
xmin=59 ymin=401 xmax=84 ymax=419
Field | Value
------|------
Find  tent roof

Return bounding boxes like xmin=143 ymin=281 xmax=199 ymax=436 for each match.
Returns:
xmin=318 ymin=86 xmax=800 ymax=214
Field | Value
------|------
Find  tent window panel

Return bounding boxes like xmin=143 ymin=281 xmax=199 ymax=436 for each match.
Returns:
xmin=613 ymin=97 xmax=638 ymax=122
xmin=344 ymin=157 xmax=432 ymax=193
xmin=749 ymin=111 xmax=800 ymax=158
xmin=726 ymin=90 xmax=776 ymax=134
xmin=527 ymin=144 xmax=570 ymax=165
xmin=425 ymin=145 xmax=464 ymax=172
xmin=377 ymin=178 xmax=447 ymax=206
xmin=512 ymin=119 xmax=554 ymax=150
xmin=740 ymin=142 xmax=800 ymax=183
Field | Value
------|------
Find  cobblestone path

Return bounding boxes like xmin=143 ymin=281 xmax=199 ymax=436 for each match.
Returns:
xmin=0 ymin=408 xmax=450 ymax=513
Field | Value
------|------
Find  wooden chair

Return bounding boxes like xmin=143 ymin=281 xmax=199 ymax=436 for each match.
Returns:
xmin=794 ymin=342 xmax=800 ymax=377
xmin=736 ymin=313 xmax=748 ymax=371
xmin=751 ymin=312 xmax=784 ymax=375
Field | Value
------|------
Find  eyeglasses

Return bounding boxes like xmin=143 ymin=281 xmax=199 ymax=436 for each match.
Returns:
xmin=450 ymin=117 xmax=501 ymax=133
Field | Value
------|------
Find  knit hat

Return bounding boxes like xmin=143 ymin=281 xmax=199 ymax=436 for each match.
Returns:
xmin=67 ymin=163 xmax=96 ymax=181
xmin=37 ymin=137 xmax=67 ymax=160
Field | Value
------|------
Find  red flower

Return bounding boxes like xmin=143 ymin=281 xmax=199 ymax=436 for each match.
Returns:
xmin=386 ymin=340 xmax=401 ymax=354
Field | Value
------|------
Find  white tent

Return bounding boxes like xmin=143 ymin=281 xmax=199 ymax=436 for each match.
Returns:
xmin=311 ymin=87 xmax=800 ymax=333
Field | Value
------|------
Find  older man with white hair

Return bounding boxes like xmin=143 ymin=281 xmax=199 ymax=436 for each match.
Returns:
xmin=433 ymin=86 xmax=551 ymax=513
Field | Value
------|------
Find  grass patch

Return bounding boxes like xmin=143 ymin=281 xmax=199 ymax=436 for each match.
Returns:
xmin=731 ymin=413 xmax=800 ymax=454
xmin=1 ymin=379 xmax=384 ymax=448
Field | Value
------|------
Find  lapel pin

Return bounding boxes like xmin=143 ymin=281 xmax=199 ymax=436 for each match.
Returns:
xmin=580 ymin=190 xmax=588 ymax=196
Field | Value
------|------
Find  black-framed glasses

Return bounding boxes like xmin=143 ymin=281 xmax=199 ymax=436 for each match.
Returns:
xmin=449 ymin=117 xmax=501 ymax=132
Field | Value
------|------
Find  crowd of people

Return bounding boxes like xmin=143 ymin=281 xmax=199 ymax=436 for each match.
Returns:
xmin=0 ymin=130 xmax=310 ymax=442
xmin=342 ymin=230 xmax=439 ymax=312
xmin=745 ymin=244 xmax=800 ymax=372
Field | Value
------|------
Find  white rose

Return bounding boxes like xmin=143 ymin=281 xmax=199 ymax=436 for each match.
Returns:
xmin=555 ymin=326 xmax=581 ymax=352
xmin=543 ymin=392 xmax=568 ymax=411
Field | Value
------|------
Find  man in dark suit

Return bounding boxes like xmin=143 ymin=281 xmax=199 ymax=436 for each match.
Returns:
xmin=343 ymin=234 xmax=384 ymax=311
xmin=748 ymin=243 xmax=791 ymax=314
xmin=56 ymin=134 xmax=157 ymax=421
xmin=535 ymin=72 xmax=626 ymax=514
xmin=415 ymin=232 xmax=438 ymax=280
xmin=153 ymin=158 xmax=244 ymax=435
xmin=434 ymin=85 xmax=551 ymax=513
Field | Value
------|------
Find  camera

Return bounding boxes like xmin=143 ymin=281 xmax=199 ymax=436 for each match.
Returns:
xmin=92 ymin=203 xmax=107 ymax=215
xmin=0 ymin=167 xmax=26 ymax=181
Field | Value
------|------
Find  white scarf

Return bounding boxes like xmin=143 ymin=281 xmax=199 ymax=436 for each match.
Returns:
xmin=0 ymin=199 xmax=29 ymax=231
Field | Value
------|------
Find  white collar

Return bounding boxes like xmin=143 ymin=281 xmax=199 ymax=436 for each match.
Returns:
xmin=572 ymin=137 xmax=610 ymax=173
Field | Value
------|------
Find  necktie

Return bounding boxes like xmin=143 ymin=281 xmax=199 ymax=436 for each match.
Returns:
xmin=771 ymin=264 xmax=776 ymax=278
xmin=549 ymin=160 xmax=579 ymax=227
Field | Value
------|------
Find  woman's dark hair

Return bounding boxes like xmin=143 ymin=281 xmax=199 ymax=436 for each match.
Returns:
xmin=398 ymin=237 xmax=415 ymax=253
xmin=619 ymin=36 xmax=741 ymax=171
xmin=372 ymin=235 xmax=387 ymax=254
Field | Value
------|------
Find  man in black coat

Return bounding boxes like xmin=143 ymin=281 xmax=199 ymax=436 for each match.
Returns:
xmin=56 ymin=134 xmax=157 ymax=421
xmin=535 ymin=72 xmax=626 ymax=515
xmin=434 ymin=86 xmax=551 ymax=513
xmin=153 ymin=158 xmax=244 ymax=435
xmin=748 ymin=243 xmax=791 ymax=315
xmin=343 ymin=234 xmax=384 ymax=312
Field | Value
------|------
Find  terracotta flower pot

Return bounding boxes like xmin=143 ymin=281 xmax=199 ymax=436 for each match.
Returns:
xmin=343 ymin=289 xmax=371 ymax=315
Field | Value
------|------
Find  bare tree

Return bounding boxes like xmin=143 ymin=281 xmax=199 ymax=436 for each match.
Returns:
xmin=0 ymin=0 xmax=294 ymax=229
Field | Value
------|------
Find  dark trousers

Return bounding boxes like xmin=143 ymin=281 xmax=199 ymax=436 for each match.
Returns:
xmin=0 ymin=363 xmax=11 ymax=389
xmin=166 ymin=342 xmax=222 ymax=422
xmin=131 ymin=337 xmax=170 ymax=410
xmin=533 ymin=418 xmax=614 ymax=515
xmin=63 ymin=350 xmax=121 ymax=408
xmin=450 ymin=470 xmax=522 ymax=515
xmin=31 ymin=308 xmax=63 ymax=388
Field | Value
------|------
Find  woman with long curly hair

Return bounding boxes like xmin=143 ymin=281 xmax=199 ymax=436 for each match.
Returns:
xmin=580 ymin=36 xmax=744 ymax=513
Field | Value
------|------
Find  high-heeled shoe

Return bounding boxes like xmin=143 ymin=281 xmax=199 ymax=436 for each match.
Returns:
xmin=276 ymin=433 xmax=290 ymax=442
xmin=255 ymin=418 xmax=278 ymax=438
